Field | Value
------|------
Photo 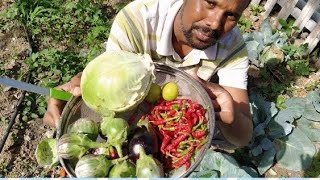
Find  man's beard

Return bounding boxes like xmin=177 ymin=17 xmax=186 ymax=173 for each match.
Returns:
xmin=181 ymin=24 xmax=219 ymax=50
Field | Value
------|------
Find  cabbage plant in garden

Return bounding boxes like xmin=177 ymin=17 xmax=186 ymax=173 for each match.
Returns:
xmin=244 ymin=18 xmax=288 ymax=67
xmin=188 ymin=90 xmax=320 ymax=177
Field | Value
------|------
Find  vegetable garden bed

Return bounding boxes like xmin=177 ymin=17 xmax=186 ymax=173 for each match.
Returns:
xmin=0 ymin=0 xmax=320 ymax=178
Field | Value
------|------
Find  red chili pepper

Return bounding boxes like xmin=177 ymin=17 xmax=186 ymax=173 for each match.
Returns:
xmin=192 ymin=130 xmax=206 ymax=139
xmin=148 ymin=114 xmax=156 ymax=122
xmin=150 ymin=120 xmax=166 ymax=125
xmin=196 ymin=109 xmax=204 ymax=119
xmin=192 ymin=116 xmax=198 ymax=125
xmin=175 ymin=125 xmax=192 ymax=134
xmin=156 ymin=110 xmax=165 ymax=121
xmin=185 ymin=161 xmax=191 ymax=170
xmin=167 ymin=109 xmax=176 ymax=117
xmin=161 ymin=135 xmax=171 ymax=153
xmin=157 ymin=105 xmax=170 ymax=111
xmin=170 ymin=133 xmax=189 ymax=148
xmin=165 ymin=99 xmax=184 ymax=106
xmin=172 ymin=153 xmax=192 ymax=168
xmin=186 ymin=117 xmax=193 ymax=127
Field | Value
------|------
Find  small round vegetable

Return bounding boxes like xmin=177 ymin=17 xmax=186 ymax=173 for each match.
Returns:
xmin=68 ymin=118 xmax=99 ymax=141
xmin=128 ymin=126 xmax=155 ymax=162
xmin=136 ymin=146 xmax=163 ymax=178
xmin=75 ymin=154 xmax=112 ymax=177
xmin=144 ymin=83 xmax=162 ymax=103
xmin=162 ymin=82 xmax=179 ymax=101
xmin=35 ymin=138 xmax=59 ymax=167
xmin=100 ymin=117 xmax=129 ymax=157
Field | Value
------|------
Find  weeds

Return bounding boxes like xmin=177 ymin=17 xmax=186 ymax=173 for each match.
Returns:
xmin=238 ymin=16 xmax=253 ymax=33
xmin=249 ymin=4 xmax=264 ymax=16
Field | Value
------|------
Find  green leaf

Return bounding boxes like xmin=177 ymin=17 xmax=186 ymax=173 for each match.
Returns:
xmin=257 ymin=147 xmax=276 ymax=175
xmin=268 ymin=118 xmax=293 ymax=139
xmin=303 ymin=103 xmax=320 ymax=122
xmin=251 ymin=145 xmax=263 ymax=156
xmin=191 ymin=150 xmax=253 ymax=177
xmin=285 ymin=97 xmax=307 ymax=115
xmin=297 ymin=117 xmax=320 ymax=142
xmin=275 ymin=108 xmax=301 ymax=124
xmin=279 ymin=19 xmax=287 ymax=27
xmin=245 ymin=40 xmax=260 ymax=62
xmin=268 ymin=108 xmax=300 ymax=138
xmin=260 ymin=19 xmax=273 ymax=39
xmin=250 ymin=93 xmax=278 ymax=125
xmin=189 ymin=170 xmax=219 ymax=178
xmin=275 ymin=128 xmax=316 ymax=171
xmin=309 ymin=90 xmax=320 ymax=112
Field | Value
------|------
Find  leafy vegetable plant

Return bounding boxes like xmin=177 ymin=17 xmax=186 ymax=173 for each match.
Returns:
xmin=244 ymin=19 xmax=288 ymax=67
xmin=236 ymin=90 xmax=320 ymax=176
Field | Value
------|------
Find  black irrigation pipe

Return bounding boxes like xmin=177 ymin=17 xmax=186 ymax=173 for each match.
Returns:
xmin=0 ymin=24 xmax=36 ymax=153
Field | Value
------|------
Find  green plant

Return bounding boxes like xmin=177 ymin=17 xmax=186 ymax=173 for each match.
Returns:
xmin=0 ymin=162 xmax=9 ymax=177
xmin=249 ymin=4 xmax=264 ymax=16
xmin=282 ymin=43 xmax=311 ymax=76
xmin=278 ymin=18 xmax=299 ymax=37
xmin=244 ymin=19 xmax=288 ymax=67
xmin=112 ymin=0 xmax=132 ymax=13
xmin=227 ymin=91 xmax=320 ymax=176
xmin=238 ymin=16 xmax=253 ymax=33
xmin=304 ymin=152 xmax=320 ymax=177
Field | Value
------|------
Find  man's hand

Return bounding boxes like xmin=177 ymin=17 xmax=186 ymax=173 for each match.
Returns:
xmin=200 ymin=80 xmax=253 ymax=147
xmin=43 ymin=73 xmax=82 ymax=128
xmin=200 ymin=81 xmax=235 ymax=124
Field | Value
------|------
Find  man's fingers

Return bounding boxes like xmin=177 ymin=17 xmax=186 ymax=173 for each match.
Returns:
xmin=72 ymin=86 xmax=81 ymax=96
xmin=70 ymin=72 xmax=82 ymax=86
xmin=43 ymin=98 xmax=66 ymax=128
xmin=43 ymin=111 xmax=56 ymax=127
xmin=215 ymin=111 xmax=234 ymax=124
xmin=43 ymin=107 xmax=62 ymax=128
xmin=212 ymin=99 xmax=220 ymax=110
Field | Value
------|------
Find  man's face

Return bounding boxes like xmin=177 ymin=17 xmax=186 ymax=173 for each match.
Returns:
xmin=179 ymin=0 xmax=250 ymax=50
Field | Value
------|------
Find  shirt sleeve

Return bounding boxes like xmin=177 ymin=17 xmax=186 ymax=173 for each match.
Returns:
xmin=105 ymin=4 xmax=145 ymax=53
xmin=214 ymin=27 xmax=249 ymax=90
xmin=217 ymin=57 xmax=249 ymax=89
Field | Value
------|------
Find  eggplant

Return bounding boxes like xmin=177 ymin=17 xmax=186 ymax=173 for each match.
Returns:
xmin=128 ymin=126 xmax=156 ymax=162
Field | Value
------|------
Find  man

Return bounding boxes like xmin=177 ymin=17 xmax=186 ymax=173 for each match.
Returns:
xmin=44 ymin=0 xmax=253 ymax=148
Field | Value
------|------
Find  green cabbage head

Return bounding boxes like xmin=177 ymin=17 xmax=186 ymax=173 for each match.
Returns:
xmin=81 ymin=50 xmax=155 ymax=116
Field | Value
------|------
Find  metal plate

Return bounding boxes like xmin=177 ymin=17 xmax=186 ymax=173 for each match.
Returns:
xmin=57 ymin=63 xmax=215 ymax=178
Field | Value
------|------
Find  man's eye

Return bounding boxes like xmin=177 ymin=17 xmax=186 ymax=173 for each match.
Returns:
xmin=205 ymin=0 xmax=215 ymax=7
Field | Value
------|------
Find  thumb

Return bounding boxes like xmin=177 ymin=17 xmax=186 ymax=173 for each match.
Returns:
xmin=216 ymin=110 xmax=234 ymax=124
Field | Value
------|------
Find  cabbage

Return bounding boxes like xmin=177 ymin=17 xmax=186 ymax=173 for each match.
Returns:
xmin=81 ymin=50 xmax=155 ymax=116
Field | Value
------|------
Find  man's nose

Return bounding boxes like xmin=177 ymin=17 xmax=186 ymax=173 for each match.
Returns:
xmin=204 ymin=10 xmax=224 ymax=31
